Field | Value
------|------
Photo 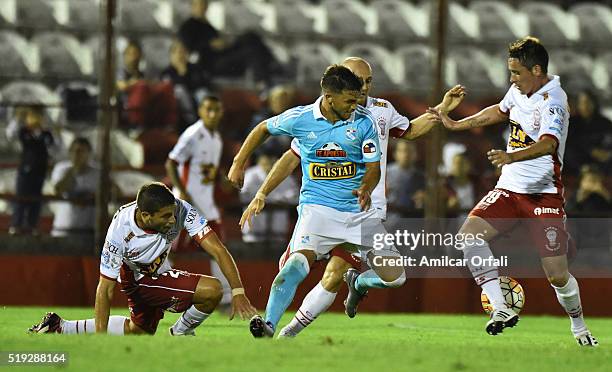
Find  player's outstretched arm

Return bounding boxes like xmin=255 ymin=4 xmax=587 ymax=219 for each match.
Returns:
xmin=239 ymin=150 xmax=300 ymax=229
xmin=197 ymin=232 xmax=257 ymax=320
xmin=353 ymin=161 xmax=380 ymax=211
xmin=94 ymin=275 xmax=116 ymax=333
xmin=228 ymin=122 xmax=271 ymax=189
xmin=428 ymin=104 xmax=507 ymax=132
xmin=487 ymin=136 xmax=558 ymax=168
xmin=402 ymin=85 xmax=467 ymax=140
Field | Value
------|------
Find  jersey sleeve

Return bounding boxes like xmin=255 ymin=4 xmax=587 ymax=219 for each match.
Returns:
xmin=538 ymin=100 xmax=568 ymax=144
xmin=180 ymin=199 xmax=211 ymax=238
xmin=290 ymin=138 xmax=301 ymax=158
xmin=388 ymin=102 xmax=411 ymax=138
xmin=498 ymin=88 xmax=514 ymax=114
xmin=361 ymin=118 xmax=381 ymax=163
xmin=266 ymin=107 xmax=302 ymax=137
xmin=99 ymin=216 xmax=125 ymax=280
xmin=168 ymin=129 xmax=193 ymax=163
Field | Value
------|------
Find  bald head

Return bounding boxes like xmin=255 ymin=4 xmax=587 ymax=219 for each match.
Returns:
xmin=342 ymin=57 xmax=372 ymax=105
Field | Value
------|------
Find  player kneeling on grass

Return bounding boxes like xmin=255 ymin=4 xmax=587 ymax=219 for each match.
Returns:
xmin=29 ymin=182 xmax=256 ymax=335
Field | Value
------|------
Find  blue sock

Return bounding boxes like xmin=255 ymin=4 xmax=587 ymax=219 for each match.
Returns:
xmin=355 ymin=269 xmax=389 ymax=293
xmin=265 ymin=253 xmax=310 ymax=329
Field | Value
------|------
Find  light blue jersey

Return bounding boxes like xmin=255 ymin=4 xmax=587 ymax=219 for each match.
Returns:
xmin=266 ymin=96 xmax=380 ymax=212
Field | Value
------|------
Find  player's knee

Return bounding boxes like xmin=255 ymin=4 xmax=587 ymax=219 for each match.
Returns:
xmin=275 ymin=252 xmax=311 ymax=285
xmin=547 ymin=272 xmax=569 ymax=287
xmin=208 ymin=278 xmax=223 ymax=306
xmin=380 ymin=269 xmax=406 ymax=288
xmin=321 ymin=257 xmax=351 ymax=292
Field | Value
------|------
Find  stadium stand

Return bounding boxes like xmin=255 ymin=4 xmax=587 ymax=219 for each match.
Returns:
xmin=373 ymin=0 xmax=429 ymax=42
xmin=520 ymin=1 xmax=580 ymax=45
xmin=0 ymin=30 xmax=38 ymax=79
xmin=32 ymin=32 xmax=93 ymax=80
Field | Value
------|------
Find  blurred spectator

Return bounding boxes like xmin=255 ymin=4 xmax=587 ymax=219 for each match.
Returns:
xmin=6 ymin=105 xmax=55 ymax=235
xmin=240 ymin=151 xmax=298 ymax=243
xmin=246 ymin=85 xmax=296 ymax=154
xmin=160 ymin=39 xmax=212 ymax=133
xmin=567 ymin=165 xmax=611 ymax=250
xmin=117 ymin=40 xmax=145 ymax=92
xmin=177 ymin=0 xmax=284 ymax=87
xmin=565 ymin=90 xmax=612 ymax=176
xmin=446 ymin=152 xmax=476 ymax=219
xmin=387 ymin=141 xmax=425 ymax=217
xmin=50 ymin=137 xmax=114 ymax=239
xmin=567 ymin=165 xmax=611 ymax=215
xmin=118 ymin=42 xmax=178 ymax=131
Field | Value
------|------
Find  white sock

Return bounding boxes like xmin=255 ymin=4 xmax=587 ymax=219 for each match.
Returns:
xmin=463 ymin=239 xmax=506 ymax=311
xmin=281 ymin=282 xmax=336 ymax=336
xmin=210 ymin=260 xmax=232 ymax=305
xmin=61 ymin=316 xmax=127 ymax=335
xmin=552 ymin=275 xmax=587 ymax=335
xmin=61 ymin=319 xmax=95 ymax=334
xmin=171 ymin=305 xmax=210 ymax=334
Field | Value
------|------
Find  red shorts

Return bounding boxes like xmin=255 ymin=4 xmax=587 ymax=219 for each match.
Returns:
xmin=120 ymin=267 xmax=202 ymax=334
xmin=172 ymin=220 xmax=223 ymax=253
xmin=469 ymin=188 xmax=570 ymax=257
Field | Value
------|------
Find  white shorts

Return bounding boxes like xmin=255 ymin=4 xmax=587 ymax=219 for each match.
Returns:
xmin=288 ymin=204 xmax=398 ymax=260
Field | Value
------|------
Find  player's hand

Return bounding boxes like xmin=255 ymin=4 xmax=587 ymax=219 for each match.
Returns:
xmin=352 ymin=188 xmax=372 ymax=211
xmin=227 ymin=162 xmax=245 ymax=189
xmin=439 ymin=85 xmax=466 ymax=113
xmin=229 ymin=294 xmax=257 ymax=320
xmin=239 ymin=193 xmax=266 ymax=230
xmin=426 ymin=107 xmax=460 ymax=131
xmin=487 ymin=149 xmax=513 ymax=168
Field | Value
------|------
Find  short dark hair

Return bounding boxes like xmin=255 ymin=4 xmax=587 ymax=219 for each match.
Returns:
xmin=136 ymin=182 xmax=175 ymax=214
xmin=200 ymin=95 xmax=221 ymax=105
xmin=508 ymin=36 xmax=548 ymax=73
xmin=125 ymin=39 xmax=142 ymax=53
xmin=320 ymin=65 xmax=362 ymax=94
xmin=69 ymin=137 xmax=92 ymax=151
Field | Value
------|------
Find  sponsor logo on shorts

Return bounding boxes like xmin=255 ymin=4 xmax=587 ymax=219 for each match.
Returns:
xmin=362 ymin=139 xmax=378 ymax=159
xmin=534 ymin=207 xmax=560 ymax=216
xmin=301 ymin=235 xmax=310 ymax=244
xmin=309 ymin=162 xmax=356 ymax=179
xmin=544 ymin=226 xmax=560 ymax=251
xmin=316 ymin=142 xmax=346 ymax=158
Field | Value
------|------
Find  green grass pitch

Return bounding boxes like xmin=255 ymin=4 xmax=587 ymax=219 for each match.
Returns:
xmin=1 ymin=307 xmax=610 ymax=372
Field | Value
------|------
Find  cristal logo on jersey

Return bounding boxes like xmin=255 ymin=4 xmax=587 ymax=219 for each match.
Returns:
xmin=309 ymin=162 xmax=356 ymax=180
xmin=316 ymin=142 xmax=347 ymax=158
xmin=508 ymin=120 xmax=535 ymax=149
xmin=346 ymin=128 xmax=357 ymax=141
xmin=362 ymin=139 xmax=378 ymax=159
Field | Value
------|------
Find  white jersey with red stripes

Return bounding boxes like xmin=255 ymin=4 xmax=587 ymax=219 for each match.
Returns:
xmin=168 ymin=120 xmax=223 ymax=221
xmin=99 ymin=199 xmax=210 ymax=282
xmin=497 ymin=75 xmax=568 ymax=195
xmin=291 ymin=96 xmax=410 ymax=220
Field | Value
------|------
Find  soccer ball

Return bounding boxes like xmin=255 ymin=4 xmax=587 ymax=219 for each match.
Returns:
xmin=481 ymin=276 xmax=525 ymax=314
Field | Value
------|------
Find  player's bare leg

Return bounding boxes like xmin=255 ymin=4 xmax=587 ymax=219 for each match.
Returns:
xmin=170 ymin=275 xmax=222 ymax=336
xmin=344 ymin=250 xmax=406 ymax=318
xmin=279 ymin=256 xmax=352 ymax=338
xmin=541 ymin=255 xmax=598 ymax=347
xmin=251 ymin=250 xmax=316 ymax=338
xmin=459 ymin=216 xmax=518 ymax=335
xmin=28 ymin=313 xmax=133 ymax=335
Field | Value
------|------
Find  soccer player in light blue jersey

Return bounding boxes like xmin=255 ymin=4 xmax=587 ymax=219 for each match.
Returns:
xmin=239 ymin=58 xmax=465 ymax=338
xmin=228 ymin=65 xmax=406 ymax=337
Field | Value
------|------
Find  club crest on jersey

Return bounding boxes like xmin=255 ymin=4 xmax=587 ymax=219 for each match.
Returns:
xmin=309 ymin=162 xmax=356 ymax=179
xmin=377 ymin=117 xmax=387 ymax=140
xmin=316 ymin=142 xmax=346 ymax=158
xmin=346 ymin=127 xmax=357 ymax=141
xmin=362 ymin=139 xmax=378 ymax=159
xmin=544 ymin=226 xmax=560 ymax=251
